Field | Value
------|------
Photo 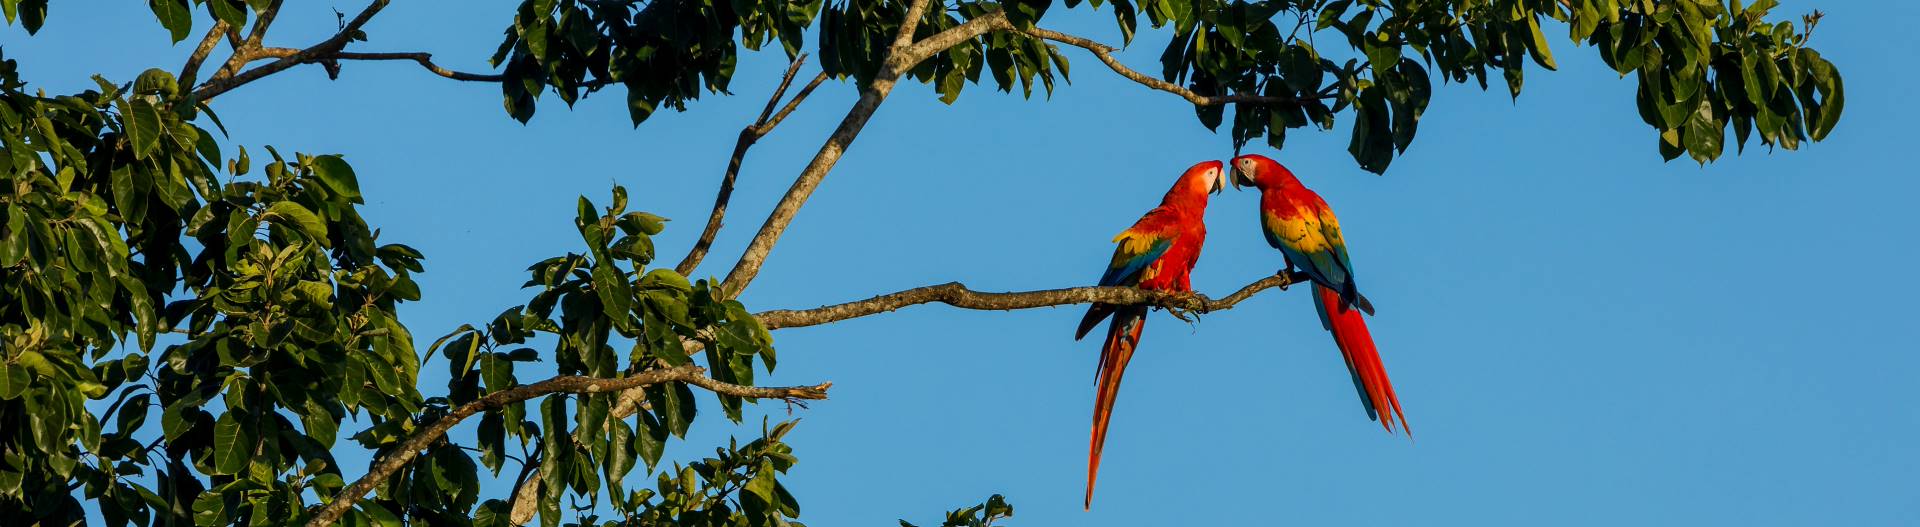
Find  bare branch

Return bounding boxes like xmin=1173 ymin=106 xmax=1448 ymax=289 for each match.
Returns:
xmin=675 ymin=56 xmax=824 ymax=276
xmin=242 ymin=0 xmax=285 ymax=48
xmin=305 ymin=364 xmax=829 ymax=527
xmin=177 ymin=20 xmax=232 ymax=88
xmin=755 ymin=272 xmax=1304 ymax=330
xmin=209 ymin=23 xmax=246 ymax=82
xmin=892 ymin=0 xmax=938 ymax=51
xmin=208 ymin=0 xmax=285 ymax=83
xmin=896 ymin=10 xmax=1009 ymax=63
xmin=756 ymin=56 xmax=815 ymax=127
xmin=763 ymin=72 xmax=829 ymax=131
xmin=715 ymin=0 xmax=942 ymax=299
xmin=193 ymin=0 xmax=390 ymax=101
xmin=1006 ymin=23 xmax=1323 ymax=106
xmin=330 ymin=52 xmax=505 ymax=81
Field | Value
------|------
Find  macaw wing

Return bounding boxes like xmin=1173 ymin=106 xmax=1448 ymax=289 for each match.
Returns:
xmin=1311 ymin=206 xmax=1374 ymax=314
xmin=1316 ymin=207 xmax=1355 ymax=282
xmin=1098 ymin=233 xmax=1173 ymax=287
xmin=1264 ymin=211 xmax=1349 ymax=289
xmin=1078 ymin=229 xmax=1173 ymax=340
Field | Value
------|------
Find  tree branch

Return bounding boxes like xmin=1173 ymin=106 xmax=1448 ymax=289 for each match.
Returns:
xmin=241 ymin=0 xmax=285 ymax=48
xmin=896 ymin=10 xmax=1009 ymax=63
xmin=329 ymin=52 xmax=505 ymax=81
xmin=177 ymin=20 xmax=231 ymax=88
xmin=675 ymin=56 xmax=826 ymax=276
xmin=209 ymin=0 xmax=284 ymax=83
xmin=763 ymin=72 xmax=829 ymax=131
xmin=755 ymin=272 xmax=1304 ymax=330
xmin=193 ymin=0 xmax=390 ymax=101
xmin=1001 ymin=23 xmax=1325 ymax=106
xmin=714 ymin=0 xmax=940 ymax=299
xmin=304 ymin=364 xmax=830 ymax=527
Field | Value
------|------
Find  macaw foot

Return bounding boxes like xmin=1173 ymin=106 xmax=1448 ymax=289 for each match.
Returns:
xmin=1167 ymin=308 xmax=1194 ymax=323
xmin=1162 ymin=291 xmax=1206 ymax=321
xmin=1275 ymin=269 xmax=1293 ymax=290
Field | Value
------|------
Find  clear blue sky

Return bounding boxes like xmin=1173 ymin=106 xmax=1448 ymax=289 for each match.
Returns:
xmin=7 ymin=2 xmax=1917 ymax=524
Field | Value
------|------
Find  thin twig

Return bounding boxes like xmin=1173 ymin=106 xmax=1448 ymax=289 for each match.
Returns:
xmin=242 ymin=0 xmax=285 ymax=48
xmin=208 ymin=0 xmax=284 ymax=84
xmin=764 ymin=73 xmax=829 ymax=131
xmin=675 ymin=56 xmax=824 ymax=276
xmin=303 ymin=364 xmax=830 ymax=527
xmin=1008 ymin=23 xmax=1331 ymax=106
xmin=193 ymin=0 xmax=390 ymax=101
xmin=330 ymin=52 xmax=505 ymax=81
xmin=755 ymin=272 xmax=1303 ymax=330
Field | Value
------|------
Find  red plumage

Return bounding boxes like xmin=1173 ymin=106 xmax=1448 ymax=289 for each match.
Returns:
xmin=1233 ymin=153 xmax=1407 ymax=435
xmin=1079 ymin=160 xmax=1223 ymax=509
xmin=1316 ymin=285 xmax=1408 ymax=434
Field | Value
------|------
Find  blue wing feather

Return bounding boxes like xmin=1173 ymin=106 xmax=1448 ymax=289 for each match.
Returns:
xmin=1098 ymin=238 xmax=1172 ymax=287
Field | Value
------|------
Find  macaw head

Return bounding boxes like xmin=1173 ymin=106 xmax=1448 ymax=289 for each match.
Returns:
xmin=1229 ymin=153 xmax=1297 ymax=190
xmin=1175 ymin=159 xmax=1227 ymax=197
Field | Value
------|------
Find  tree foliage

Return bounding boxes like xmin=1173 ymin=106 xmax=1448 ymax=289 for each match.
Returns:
xmin=0 ymin=42 xmax=805 ymax=523
xmin=497 ymin=0 xmax=1841 ymax=172
xmin=0 ymin=0 xmax=1843 ymax=525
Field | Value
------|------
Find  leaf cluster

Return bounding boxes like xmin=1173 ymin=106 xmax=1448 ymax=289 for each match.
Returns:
xmin=0 ymin=38 xmax=800 ymax=526
xmin=899 ymin=494 xmax=1013 ymax=527
xmin=491 ymin=0 xmax=1843 ymax=173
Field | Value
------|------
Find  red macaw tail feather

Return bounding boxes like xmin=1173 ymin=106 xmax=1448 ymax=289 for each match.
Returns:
xmin=1086 ymin=305 xmax=1147 ymax=510
xmin=1317 ymin=285 xmax=1410 ymax=436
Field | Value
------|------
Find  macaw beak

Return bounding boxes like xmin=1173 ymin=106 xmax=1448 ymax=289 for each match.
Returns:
xmin=1231 ymin=164 xmax=1256 ymax=189
xmin=1212 ymin=171 xmax=1226 ymax=194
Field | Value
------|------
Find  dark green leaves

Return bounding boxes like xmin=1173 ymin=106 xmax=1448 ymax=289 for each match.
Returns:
xmin=132 ymin=68 xmax=179 ymax=98
xmin=147 ymin=0 xmax=192 ymax=42
xmin=902 ymin=494 xmax=1015 ymax=527
xmin=262 ymin=201 xmax=328 ymax=240
xmin=0 ymin=362 xmax=26 ymax=399
xmin=1166 ymin=0 xmax=1840 ymax=171
xmin=0 ymin=59 xmax=430 ymax=523
xmin=498 ymin=0 xmax=810 ymax=124
xmin=211 ymin=412 xmax=251 ymax=475
xmin=310 ymin=154 xmax=363 ymax=204
xmin=1 ymin=0 xmax=48 ymax=34
xmin=118 ymin=98 xmax=164 ymax=159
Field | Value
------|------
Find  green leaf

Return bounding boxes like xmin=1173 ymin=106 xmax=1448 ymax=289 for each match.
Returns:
xmin=206 ymin=0 xmax=246 ymax=28
xmin=592 ymin=261 xmax=634 ymax=320
xmin=481 ymin=352 xmax=513 ymax=393
xmin=123 ymin=98 xmax=164 ymax=159
xmin=604 ymin=418 xmax=635 ymax=482
xmin=575 ymin=394 xmax=609 ymax=446
xmin=360 ymin=502 xmax=403 ymax=527
xmin=212 ymin=412 xmax=251 ymax=475
xmin=133 ymin=68 xmax=179 ymax=97
xmin=310 ymin=154 xmax=364 ymax=204
xmin=744 ymin=466 xmax=776 ymax=505
xmin=636 ymin=412 xmax=666 ymax=470
xmin=148 ymin=0 xmax=192 ymax=42
xmin=1 ymin=207 xmax=26 ymax=266
xmin=638 ymin=269 xmax=691 ymax=292
xmin=0 ymin=362 xmax=26 ymax=399
xmin=475 ymin=500 xmax=512 ymax=527
xmin=301 ymin=398 xmax=339 ymax=447
xmin=1525 ymin=15 xmax=1558 ymax=70
xmin=191 ymin=492 xmax=227 ymax=526
xmin=617 ymin=211 xmax=668 ymax=236
xmin=262 ymin=201 xmax=329 ymax=240
xmin=5 ymin=0 xmax=45 ymax=34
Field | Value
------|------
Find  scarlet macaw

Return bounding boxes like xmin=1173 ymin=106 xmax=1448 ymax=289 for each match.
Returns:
xmin=1076 ymin=160 xmax=1225 ymax=509
xmin=1230 ymin=153 xmax=1409 ymax=435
